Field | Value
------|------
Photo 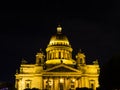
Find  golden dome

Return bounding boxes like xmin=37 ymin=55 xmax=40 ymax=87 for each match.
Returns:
xmin=45 ymin=25 xmax=75 ymax=66
xmin=48 ymin=25 xmax=70 ymax=46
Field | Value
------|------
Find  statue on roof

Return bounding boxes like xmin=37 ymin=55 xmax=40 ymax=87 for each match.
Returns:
xmin=21 ymin=58 xmax=27 ymax=64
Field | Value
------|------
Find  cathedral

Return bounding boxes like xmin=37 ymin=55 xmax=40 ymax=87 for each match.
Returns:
xmin=15 ymin=25 xmax=100 ymax=90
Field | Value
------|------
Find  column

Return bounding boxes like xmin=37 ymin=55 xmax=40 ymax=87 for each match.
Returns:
xmin=68 ymin=51 xmax=70 ymax=60
xmin=63 ymin=50 xmax=65 ymax=59
xmin=65 ymin=50 xmax=66 ymax=59
xmin=67 ymin=78 xmax=70 ymax=89
xmin=49 ymin=51 xmax=51 ymax=59
xmin=70 ymin=51 xmax=72 ymax=59
xmin=66 ymin=51 xmax=69 ymax=59
xmin=54 ymin=77 xmax=57 ymax=90
xmin=55 ymin=50 xmax=57 ymax=59
xmin=53 ymin=50 xmax=55 ymax=59
xmin=65 ymin=77 xmax=68 ymax=90
xmin=53 ymin=77 xmax=55 ymax=90
xmin=61 ymin=50 xmax=63 ymax=59
xmin=66 ymin=77 xmax=70 ymax=89
xmin=84 ymin=77 xmax=88 ymax=88
xmin=40 ymin=76 xmax=43 ymax=89
xmin=57 ymin=77 xmax=59 ymax=90
xmin=80 ymin=77 xmax=82 ymax=88
xmin=19 ymin=78 xmax=23 ymax=90
xmin=47 ymin=51 xmax=49 ymax=60
xmin=64 ymin=77 xmax=65 ymax=90
xmin=51 ymin=51 xmax=52 ymax=59
xmin=77 ymin=78 xmax=80 ymax=88
xmin=56 ymin=50 xmax=58 ymax=59
xmin=15 ymin=79 xmax=18 ymax=89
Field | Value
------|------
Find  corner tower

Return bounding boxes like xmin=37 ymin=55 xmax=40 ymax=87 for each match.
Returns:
xmin=45 ymin=25 xmax=76 ymax=67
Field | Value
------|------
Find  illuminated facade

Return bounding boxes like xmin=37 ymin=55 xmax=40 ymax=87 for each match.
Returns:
xmin=15 ymin=25 xmax=100 ymax=90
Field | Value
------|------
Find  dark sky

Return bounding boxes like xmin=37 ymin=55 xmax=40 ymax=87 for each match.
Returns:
xmin=0 ymin=1 xmax=120 ymax=83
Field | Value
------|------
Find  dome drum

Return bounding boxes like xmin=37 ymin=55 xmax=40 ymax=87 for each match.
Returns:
xmin=46 ymin=46 xmax=73 ymax=52
xmin=45 ymin=25 xmax=76 ymax=66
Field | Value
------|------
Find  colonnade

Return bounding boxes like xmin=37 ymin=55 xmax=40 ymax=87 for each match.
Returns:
xmin=47 ymin=49 xmax=72 ymax=60
xmin=43 ymin=77 xmax=81 ymax=90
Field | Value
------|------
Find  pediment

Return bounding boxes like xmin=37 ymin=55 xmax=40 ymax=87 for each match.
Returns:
xmin=44 ymin=64 xmax=80 ymax=72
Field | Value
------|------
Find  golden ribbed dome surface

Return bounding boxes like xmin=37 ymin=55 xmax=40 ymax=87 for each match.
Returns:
xmin=48 ymin=33 xmax=70 ymax=46
xmin=48 ymin=25 xmax=70 ymax=46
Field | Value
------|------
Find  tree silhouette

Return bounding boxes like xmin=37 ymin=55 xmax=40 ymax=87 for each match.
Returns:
xmin=99 ymin=53 xmax=120 ymax=90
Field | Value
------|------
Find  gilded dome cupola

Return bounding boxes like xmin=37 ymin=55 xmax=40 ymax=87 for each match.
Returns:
xmin=45 ymin=25 xmax=76 ymax=66
xmin=48 ymin=25 xmax=70 ymax=47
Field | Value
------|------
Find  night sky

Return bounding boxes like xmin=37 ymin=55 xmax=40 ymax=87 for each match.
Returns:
xmin=0 ymin=1 xmax=120 ymax=83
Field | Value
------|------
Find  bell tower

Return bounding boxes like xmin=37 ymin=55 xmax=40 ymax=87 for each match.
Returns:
xmin=76 ymin=49 xmax=86 ymax=68
xmin=36 ymin=49 xmax=45 ymax=66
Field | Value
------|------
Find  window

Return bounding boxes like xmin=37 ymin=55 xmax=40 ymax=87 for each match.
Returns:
xmin=39 ymin=58 xmax=41 ymax=64
xmin=46 ymin=80 xmax=52 ymax=89
xmin=90 ymin=83 xmax=94 ymax=89
xmin=89 ymin=80 xmax=95 ymax=89
xmin=26 ymin=83 xmax=30 ymax=88
xmin=71 ymin=85 xmax=74 ymax=88
xmin=71 ymin=79 xmax=75 ymax=89
xmin=60 ymin=83 xmax=64 ymax=90
xmin=80 ymin=58 xmax=82 ymax=64
xmin=25 ymin=80 xmax=31 ymax=88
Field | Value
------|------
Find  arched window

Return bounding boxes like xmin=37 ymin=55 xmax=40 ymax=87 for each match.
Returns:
xmin=38 ymin=58 xmax=41 ymax=64
xmin=89 ymin=80 xmax=95 ymax=89
xmin=80 ymin=58 xmax=83 ymax=64
xmin=25 ymin=80 xmax=31 ymax=88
